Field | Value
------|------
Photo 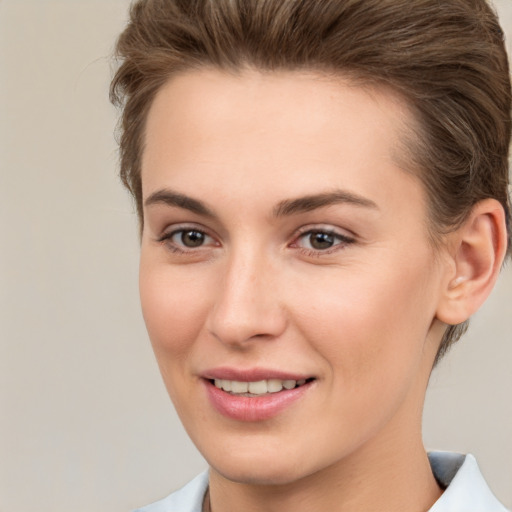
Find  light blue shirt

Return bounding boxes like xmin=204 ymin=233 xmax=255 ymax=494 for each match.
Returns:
xmin=135 ymin=452 xmax=510 ymax=512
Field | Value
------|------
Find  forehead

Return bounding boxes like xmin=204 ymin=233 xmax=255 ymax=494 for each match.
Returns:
xmin=144 ymin=68 xmax=412 ymax=154
xmin=141 ymin=68 xmax=422 ymax=216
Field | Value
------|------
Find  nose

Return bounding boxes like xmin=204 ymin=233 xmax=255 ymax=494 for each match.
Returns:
xmin=206 ymin=249 xmax=287 ymax=347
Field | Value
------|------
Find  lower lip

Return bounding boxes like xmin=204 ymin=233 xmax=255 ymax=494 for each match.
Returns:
xmin=203 ymin=380 xmax=314 ymax=422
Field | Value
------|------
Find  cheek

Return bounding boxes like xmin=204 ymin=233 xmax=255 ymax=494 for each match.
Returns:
xmin=139 ymin=259 xmax=210 ymax=365
xmin=290 ymin=252 xmax=437 ymax=387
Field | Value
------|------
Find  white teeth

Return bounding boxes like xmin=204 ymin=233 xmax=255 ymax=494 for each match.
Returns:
xmin=267 ymin=379 xmax=284 ymax=393
xmin=221 ymin=379 xmax=232 ymax=392
xmin=248 ymin=380 xmax=267 ymax=394
xmin=283 ymin=380 xmax=296 ymax=390
xmin=231 ymin=381 xmax=249 ymax=393
xmin=213 ymin=378 xmax=310 ymax=395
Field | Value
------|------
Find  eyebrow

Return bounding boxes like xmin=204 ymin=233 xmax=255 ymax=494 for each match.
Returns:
xmin=144 ymin=189 xmax=217 ymax=218
xmin=144 ymin=188 xmax=378 ymax=218
xmin=273 ymin=190 xmax=378 ymax=217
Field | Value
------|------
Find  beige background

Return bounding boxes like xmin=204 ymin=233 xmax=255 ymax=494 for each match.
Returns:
xmin=0 ymin=1 xmax=511 ymax=511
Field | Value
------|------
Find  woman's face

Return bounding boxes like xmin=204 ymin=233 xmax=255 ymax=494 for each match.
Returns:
xmin=139 ymin=69 xmax=448 ymax=484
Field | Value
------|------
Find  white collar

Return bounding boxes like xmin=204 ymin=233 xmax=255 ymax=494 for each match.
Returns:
xmin=428 ymin=451 xmax=509 ymax=511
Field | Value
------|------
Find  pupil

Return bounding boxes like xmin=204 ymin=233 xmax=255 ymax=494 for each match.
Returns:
xmin=182 ymin=230 xmax=204 ymax=247
xmin=310 ymin=232 xmax=334 ymax=250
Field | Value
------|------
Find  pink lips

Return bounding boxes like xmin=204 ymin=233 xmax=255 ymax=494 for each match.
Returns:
xmin=201 ymin=367 xmax=315 ymax=422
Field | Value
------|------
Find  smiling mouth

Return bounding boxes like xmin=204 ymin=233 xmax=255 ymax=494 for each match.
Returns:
xmin=210 ymin=378 xmax=315 ymax=397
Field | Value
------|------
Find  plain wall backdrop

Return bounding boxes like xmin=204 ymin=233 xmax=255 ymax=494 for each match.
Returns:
xmin=0 ymin=1 xmax=511 ymax=511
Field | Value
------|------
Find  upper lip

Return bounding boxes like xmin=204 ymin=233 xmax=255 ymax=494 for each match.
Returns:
xmin=201 ymin=367 xmax=314 ymax=382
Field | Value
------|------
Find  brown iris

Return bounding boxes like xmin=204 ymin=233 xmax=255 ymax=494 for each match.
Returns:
xmin=309 ymin=231 xmax=335 ymax=250
xmin=180 ymin=230 xmax=205 ymax=247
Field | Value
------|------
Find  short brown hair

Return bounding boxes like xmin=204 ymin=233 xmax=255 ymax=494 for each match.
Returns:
xmin=110 ymin=0 xmax=511 ymax=360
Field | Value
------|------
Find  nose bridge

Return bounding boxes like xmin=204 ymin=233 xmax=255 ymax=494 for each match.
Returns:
xmin=207 ymin=242 xmax=285 ymax=346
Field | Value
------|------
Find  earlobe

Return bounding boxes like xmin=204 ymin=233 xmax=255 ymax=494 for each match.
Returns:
xmin=436 ymin=199 xmax=508 ymax=326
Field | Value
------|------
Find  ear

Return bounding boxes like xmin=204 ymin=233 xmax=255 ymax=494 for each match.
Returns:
xmin=436 ymin=199 xmax=508 ymax=325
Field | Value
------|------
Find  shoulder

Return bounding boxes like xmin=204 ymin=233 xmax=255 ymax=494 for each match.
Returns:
xmin=428 ymin=452 xmax=510 ymax=512
xmin=133 ymin=471 xmax=209 ymax=512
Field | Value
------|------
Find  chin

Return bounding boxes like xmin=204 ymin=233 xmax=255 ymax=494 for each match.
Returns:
xmin=201 ymin=438 xmax=323 ymax=486
xmin=212 ymin=460 xmax=310 ymax=486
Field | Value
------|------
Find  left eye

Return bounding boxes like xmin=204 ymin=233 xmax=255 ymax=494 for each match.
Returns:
xmin=167 ymin=229 xmax=215 ymax=249
xmin=296 ymin=230 xmax=352 ymax=251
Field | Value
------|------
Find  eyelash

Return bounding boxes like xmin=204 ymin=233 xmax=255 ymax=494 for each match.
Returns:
xmin=157 ymin=225 xmax=217 ymax=254
xmin=290 ymin=227 xmax=355 ymax=257
xmin=156 ymin=226 xmax=355 ymax=256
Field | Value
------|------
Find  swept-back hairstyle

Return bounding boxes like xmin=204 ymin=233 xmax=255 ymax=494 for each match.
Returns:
xmin=110 ymin=0 xmax=511 ymax=361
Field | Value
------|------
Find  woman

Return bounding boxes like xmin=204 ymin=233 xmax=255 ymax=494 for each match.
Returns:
xmin=110 ymin=0 xmax=511 ymax=510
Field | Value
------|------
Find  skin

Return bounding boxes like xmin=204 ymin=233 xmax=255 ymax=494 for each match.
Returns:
xmin=139 ymin=68 xmax=465 ymax=512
